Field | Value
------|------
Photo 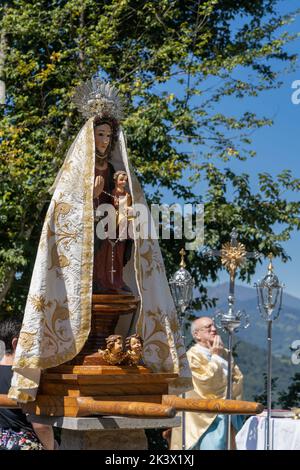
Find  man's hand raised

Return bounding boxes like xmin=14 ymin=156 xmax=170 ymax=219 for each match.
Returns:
xmin=210 ymin=335 xmax=224 ymax=356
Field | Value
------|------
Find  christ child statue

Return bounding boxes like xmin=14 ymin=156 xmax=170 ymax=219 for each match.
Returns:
xmin=112 ymin=170 xmax=133 ymax=230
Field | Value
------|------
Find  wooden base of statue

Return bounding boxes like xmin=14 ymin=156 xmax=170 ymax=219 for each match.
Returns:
xmin=35 ymin=365 xmax=179 ymax=417
xmin=17 ymin=293 xmax=264 ymax=419
xmin=69 ymin=293 xmax=140 ymax=365
xmin=36 ymin=292 xmax=182 ymax=418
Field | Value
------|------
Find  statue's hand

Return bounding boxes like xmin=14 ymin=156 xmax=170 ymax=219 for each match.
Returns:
xmin=127 ymin=207 xmax=134 ymax=218
xmin=94 ymin=175 xmax=104 ymax=198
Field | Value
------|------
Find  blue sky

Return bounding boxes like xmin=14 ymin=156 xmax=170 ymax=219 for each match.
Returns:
xmin=156 ymin=2 xmax=300 ymax=298
xmin=214 ymin=1 xmax=300 ymax=298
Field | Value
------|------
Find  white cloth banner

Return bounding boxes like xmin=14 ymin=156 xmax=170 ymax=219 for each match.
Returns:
xmin=236 ymin=416 xmax=300 ymax=450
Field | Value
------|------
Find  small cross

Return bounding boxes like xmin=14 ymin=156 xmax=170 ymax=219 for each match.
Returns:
xmin=205 ymin=228 xmax=259 ymax=295
xmin=108 ymin=240 xmax=117 ymax=284
xmin=267 ymin=253 xmax=274 ymax=273
xmin=109 ymin=267 xmax=117 ymax=284
xmin=179 ymin=248 xmax=186 ymax=268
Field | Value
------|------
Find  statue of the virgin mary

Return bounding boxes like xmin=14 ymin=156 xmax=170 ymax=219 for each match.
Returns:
xmin=9 ymin=79 xmax=192 ymax=402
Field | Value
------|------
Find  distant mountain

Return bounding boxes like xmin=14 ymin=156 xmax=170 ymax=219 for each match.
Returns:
xmin=202 ymin=283 xmax=300 ymax=357
xmin=234 ymin=339 xmax=296 ymax=403
xmin=188 ymin=283 xmax=300 ymax=403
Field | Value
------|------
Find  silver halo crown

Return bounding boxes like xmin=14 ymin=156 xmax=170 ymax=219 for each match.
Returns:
xmin=72 ymin=78 xmax=123 ymax=122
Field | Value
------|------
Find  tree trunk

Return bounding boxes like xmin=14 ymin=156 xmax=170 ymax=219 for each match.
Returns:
xmin=0 ymin=7 xmax=7 ymax=104
xmin=0 ymin=270 xmax=15 ymax=305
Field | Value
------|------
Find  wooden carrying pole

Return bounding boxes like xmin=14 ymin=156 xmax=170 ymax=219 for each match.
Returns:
xmin=0 ymin=395 xmax=175 ymax=418
xmin=162 ymin=395 xmax=264 ymax=415
xmin=0 ymin=395 xmax=18 ymax=408
xmin=76 ymin=398 xmax=176 ymax=418
xmin=0 ymin=394 xmax=263 ymax=418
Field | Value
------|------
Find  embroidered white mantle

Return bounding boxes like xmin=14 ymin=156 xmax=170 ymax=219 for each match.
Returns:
xmin=9 ymin=119 xmax=192 ymax=402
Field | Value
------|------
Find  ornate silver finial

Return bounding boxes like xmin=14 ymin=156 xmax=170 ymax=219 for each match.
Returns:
xmin=72 ymin=78 xmax=123 ymax=121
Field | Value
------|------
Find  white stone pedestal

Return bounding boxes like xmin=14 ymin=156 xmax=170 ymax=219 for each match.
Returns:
xmin=27 ymin=415 xmax=180 ymax=450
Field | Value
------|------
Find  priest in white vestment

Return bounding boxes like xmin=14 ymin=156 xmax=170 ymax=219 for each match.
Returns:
xmin=171 ymin=316 xmax=243 ymax=450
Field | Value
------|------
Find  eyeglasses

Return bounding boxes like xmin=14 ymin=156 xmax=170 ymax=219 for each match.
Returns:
xmin=198 ymin=323 xmax=215 ymax=331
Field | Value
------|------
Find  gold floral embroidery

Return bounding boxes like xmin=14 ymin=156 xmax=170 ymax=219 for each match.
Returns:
xmin=47 ymin=223 xmax=55 ymax=240
xmin=29 ymin=295 xmax=52 ymax=314
xmin=140 ymin=241 xmax=164 ymax=279
xmin=18 ymin=331 xmax=36 ymax=351
xmin=51 ymin=302 xmax=72 ymax=342
xmin=47 ymin=199 xmax=78 ymax=271
xmin=49 ymin=244 xmax=70 ymax=270
xmin=168 ymin=314 xmax=181 ymax=336
xmin=53 ymin=201 xmax=72 ymax=225
xmin=140 ymin=245 xmax=153 ymax=267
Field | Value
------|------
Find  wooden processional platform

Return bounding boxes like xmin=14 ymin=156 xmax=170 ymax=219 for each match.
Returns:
xmin=30 ymin=294 xmax=179 ymax=418
xmin=16 ymin=293 xmax=263 ymax=419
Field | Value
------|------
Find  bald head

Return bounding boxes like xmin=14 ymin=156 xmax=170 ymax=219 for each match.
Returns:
xmin=191 ymin=316 xmax=217 ymax=347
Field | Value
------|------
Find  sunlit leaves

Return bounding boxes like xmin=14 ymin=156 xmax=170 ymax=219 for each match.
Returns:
xmin=0 ymin=0 xmax=299 ymax=314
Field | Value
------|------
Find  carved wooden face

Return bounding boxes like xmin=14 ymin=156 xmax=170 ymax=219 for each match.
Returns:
xmin=112 ymin=337 xmax=123 ymax=353
xmin=94 ymin=123 xmax=112 ymax=155
xmin=130 ymin=336 xmax=142 ymax=352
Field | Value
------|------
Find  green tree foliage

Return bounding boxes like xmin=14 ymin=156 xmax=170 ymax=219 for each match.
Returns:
xmin=278 ymin=373 xmax=300 ymax=409
xmin=0 ymin=1 xmax=299 ymax=316
xmin=253 ymin=372 xmax=278 ymax=408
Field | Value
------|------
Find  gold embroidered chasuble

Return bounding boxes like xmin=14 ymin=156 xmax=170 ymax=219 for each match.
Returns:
xmin=8 ymin=119 xmax=192 ymax=402
xmin=171 ymin=344 xmax=243 ymax=450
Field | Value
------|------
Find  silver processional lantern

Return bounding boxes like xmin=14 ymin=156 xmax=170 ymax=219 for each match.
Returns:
xmin=169 ymin=248 xmax=194 ymax=328
xmin=169 ymin=248 xmax=194 ymax=451
xmin=254 ymin=254 xmax=284 ymax=451
xmin=255 ymin=254 xmax=283 ymax=321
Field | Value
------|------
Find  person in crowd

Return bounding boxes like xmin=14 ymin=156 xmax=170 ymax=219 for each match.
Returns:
xmin=0 ymin=319 xmax=58 ymax=450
